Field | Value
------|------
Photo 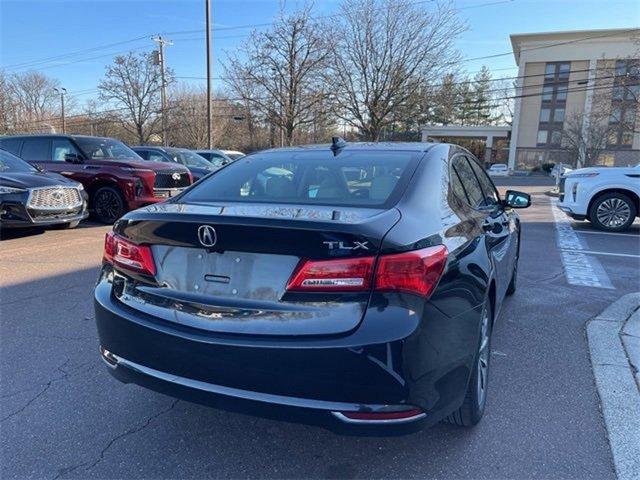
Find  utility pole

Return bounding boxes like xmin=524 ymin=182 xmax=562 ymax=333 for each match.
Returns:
xmin=53 ymin=87 xmax=67 ymax=133
xmin=205 ymin=0 xmax=213 ymax=149
xmin=152 ymin=35 xmax=172 ymax=146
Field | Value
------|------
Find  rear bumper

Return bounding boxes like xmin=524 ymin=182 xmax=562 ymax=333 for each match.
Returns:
xmin=100 ymin=347 xmax=426 ymax=426
xmin=94 ymin=268 xmax=480 ymax=428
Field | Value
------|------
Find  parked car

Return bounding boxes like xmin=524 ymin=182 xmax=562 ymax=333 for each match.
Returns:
xmin=221 ymin=150 xmax=245 ymax=161
xmin=558 ymin=164 xmax=640 ymax=231
xmin=193 ymin=149 xmax=234 ymax=169
xmin=95 ymin=140 xmax=530 ymax=430
xmin=487 ymin=163 xmax=509 ymax=177
xmin=0 ymin=148 xmax=88 ymax=229
xmin=0 ymin=135 xmax=192 ymax=224
xmin=131 ymin=146 xmax=216 ymax=182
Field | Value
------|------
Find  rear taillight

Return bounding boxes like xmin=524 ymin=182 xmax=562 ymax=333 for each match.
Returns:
xmin=286 ymin=245 xmax=447 ymax=297
xmin=375 ymin=245 xmax=447 ymax=297
xmin=103 ymin=231 xmax=156 ymax=276
xmin=286 ymin=256 xmax=376 ymax=292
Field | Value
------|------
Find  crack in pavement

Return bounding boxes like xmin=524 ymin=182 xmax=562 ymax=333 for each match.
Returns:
xmin=1 ymin=359 xmax=71 ymax=423
xmin=1 ymin=360 xmax=97 ymax=418
xmin=52 ymin=399 xmax=180 ymax=480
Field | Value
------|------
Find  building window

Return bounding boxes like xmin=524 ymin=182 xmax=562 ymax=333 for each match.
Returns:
xmin=537 ymin=62 xmax=570 ymax=148
xmin=608 ymin=59 xmax=639 ymax=149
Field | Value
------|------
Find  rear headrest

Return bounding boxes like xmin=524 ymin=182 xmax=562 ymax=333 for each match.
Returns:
xmin=370 ymin=175 xmax=397 ymax=200
xmin=265 ymin=176 xmax=296 ymax=198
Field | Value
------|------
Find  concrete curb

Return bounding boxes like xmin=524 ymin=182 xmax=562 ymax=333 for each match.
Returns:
xmin=587 ymin=292 xmax=640 ymax=480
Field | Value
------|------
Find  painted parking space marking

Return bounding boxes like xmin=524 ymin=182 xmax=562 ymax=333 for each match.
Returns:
xmin=574 ymin=229 xmax=640 ymax=238
xmin=551 ymin=201 xmax=614 ymax=289
xmin=559 ymin=249 xmax=640 ymax=259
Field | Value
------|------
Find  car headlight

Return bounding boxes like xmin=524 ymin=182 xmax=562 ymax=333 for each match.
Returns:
xmin=0 ymin=186 xmax=26 ymax=194
xmin=76 ymin=183 xmax=84 ymax=191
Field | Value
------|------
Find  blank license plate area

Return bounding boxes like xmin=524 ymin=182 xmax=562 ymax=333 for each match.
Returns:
xmin=152 ymin=246 xmax=299 ymax=301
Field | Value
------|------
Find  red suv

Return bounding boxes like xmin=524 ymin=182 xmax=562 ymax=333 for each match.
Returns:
xmin=0 ymin=135 xmax=192 ymax=224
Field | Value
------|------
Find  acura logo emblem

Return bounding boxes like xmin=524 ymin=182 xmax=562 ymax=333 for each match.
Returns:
xmin=172 ymin=172 xmax=181 ymax=181
xmin=197 ymin=225 xmax=217 ymax=248
xmin=52 ymin=189 xmax=64 ymax=201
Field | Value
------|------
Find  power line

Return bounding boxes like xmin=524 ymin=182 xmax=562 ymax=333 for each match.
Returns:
xmin=2 ymin=0 xmax=506 ymax=73
xmin=10 ymin=79 xmax=626 ymax=130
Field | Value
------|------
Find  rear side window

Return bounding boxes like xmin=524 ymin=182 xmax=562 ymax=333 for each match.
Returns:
xmin=452 ymin=156 xmax=484 ymax=208
xmin=181 ymin=150 xmax=420 ymax=208
xmin=135 ymin=149 xmax=149 ymax=160
xmin=0 ymin=138 xmax=22 ymax=156
xmin=51 ymin=138 xmax=79 ymax=161
xmin=21 ymin=138 xmax=50 ymax=161
xmin=467 ymin=157 xmax=499 ymax=207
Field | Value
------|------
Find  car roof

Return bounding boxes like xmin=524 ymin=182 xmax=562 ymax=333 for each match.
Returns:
xmin=0 ymin=134 xmax=123 ymax=143
xmin=259 ymin=142 xmax=437 ymax=154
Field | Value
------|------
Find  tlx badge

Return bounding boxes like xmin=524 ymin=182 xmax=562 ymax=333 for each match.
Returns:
xmin=323 ymin=241 xmax=370 ymax=251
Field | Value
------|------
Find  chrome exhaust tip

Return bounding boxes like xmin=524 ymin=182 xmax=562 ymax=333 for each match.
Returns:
xmin=99 ymin=346 xmax=119 ymax=369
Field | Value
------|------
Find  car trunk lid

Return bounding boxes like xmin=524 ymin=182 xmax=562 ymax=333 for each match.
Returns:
xmin=112 ymin=202 xmax=400 ymax=336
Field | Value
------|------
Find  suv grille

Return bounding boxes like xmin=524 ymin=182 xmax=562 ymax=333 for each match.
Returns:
xmin=154 ymin=171 xmax=190 ymax=189
xmin=28 ymin=187 xmax=82 ymax=210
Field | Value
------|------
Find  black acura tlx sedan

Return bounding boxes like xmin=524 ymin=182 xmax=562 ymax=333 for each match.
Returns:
xmin=0 ymin=149 xmax=88 ymax=229
xmin=95 ymin=140 xmax=530 ymax=430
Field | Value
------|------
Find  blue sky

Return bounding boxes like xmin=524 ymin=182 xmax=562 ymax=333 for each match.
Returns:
xmin=1 ymin=0 xmax=638 ymax=107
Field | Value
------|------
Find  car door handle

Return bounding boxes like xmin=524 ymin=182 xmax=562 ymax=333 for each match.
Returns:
xmin=82 ymin=165 xmax=100 ymax=170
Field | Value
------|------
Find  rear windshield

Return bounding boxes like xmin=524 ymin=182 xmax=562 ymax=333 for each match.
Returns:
xmin=180 ymin=150 xmax=420 ymax=208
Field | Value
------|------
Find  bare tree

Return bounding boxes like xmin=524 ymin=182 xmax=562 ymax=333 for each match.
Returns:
xmin=3 ymin=71 xmax=60 ymax=132
xmin=224 ymin=4 xmax=330 ymax=146
xmin=326 ymin=0 xmax=464 ymax=141
xmin=561 ymin=109 xmax=612 ymax=168
xmin=562 ymin=56 xmax=639 ymax=168
xmin=98 ymin=52 xmax=169 ymax=144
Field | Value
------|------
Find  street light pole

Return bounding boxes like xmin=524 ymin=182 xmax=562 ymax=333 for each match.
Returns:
xmin=205 ymin=0 xmax=213 ymax=149
xmin=54 ymin=87 xmax=67 ymax=133
xmin=152 ymin=35 xmax=172 ymax=146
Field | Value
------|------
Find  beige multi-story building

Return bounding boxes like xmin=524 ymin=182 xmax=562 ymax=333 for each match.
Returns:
xmin=509 ymin=28 xmax=640 ymax=171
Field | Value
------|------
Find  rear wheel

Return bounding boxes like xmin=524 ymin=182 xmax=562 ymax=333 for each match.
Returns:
xmin=445 ymin=300 xmax=493 ymax=427
xmin=589 ymin=192 xmax=636 ymax=232
xmin=93 ymin=186 xmax=125 ymax=224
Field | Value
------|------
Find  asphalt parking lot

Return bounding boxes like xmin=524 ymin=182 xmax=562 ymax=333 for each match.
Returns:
xmin=1 ymin=177 xmax=639 ymax=479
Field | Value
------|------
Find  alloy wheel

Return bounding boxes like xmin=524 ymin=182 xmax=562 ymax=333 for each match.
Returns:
xmin=476 ymin=308 xmax=491 ymax=409
xmin=94 ymin=190 xmax=122 ymax=223
xmin=596 ymin=198 xmax=631 ymax=228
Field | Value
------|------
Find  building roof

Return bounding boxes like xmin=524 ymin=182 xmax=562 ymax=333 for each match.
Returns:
xmin=510 ymin=27 xmax=640 ymax=65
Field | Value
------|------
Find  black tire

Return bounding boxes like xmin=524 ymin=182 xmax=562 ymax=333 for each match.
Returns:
xmin=506 ymin=235 xmax=519 ymax=296
xmin=50 ymin=220 xmax=80 ymax=230
xmin=93 ymin=186 xmax=126 ymax=224
xmin=588 ymin=192 xmax=636 ymax=232
xmin=445 ymin=300 xmax=493 ymax=427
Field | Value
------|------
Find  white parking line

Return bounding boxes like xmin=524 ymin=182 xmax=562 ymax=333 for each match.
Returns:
xmin=560 ymin=249 xmax=640 ymax=259
xmin=551 ymin=201 xmax=614 ymax=289
xmin=574 ymin=230 xmax=640 ymax=238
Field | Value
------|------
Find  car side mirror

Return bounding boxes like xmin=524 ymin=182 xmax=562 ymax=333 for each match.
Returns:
xmin=64 ymin=153 xmax=83 ymax=164
xmin=34 ymin=164 xmax=44 ymax=172
xmin=504 ymin=190 xmax=531 ymax=209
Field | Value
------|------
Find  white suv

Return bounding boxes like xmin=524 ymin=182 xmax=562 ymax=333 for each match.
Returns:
xmin=558 ymin=165 xmax=640 ymax=231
